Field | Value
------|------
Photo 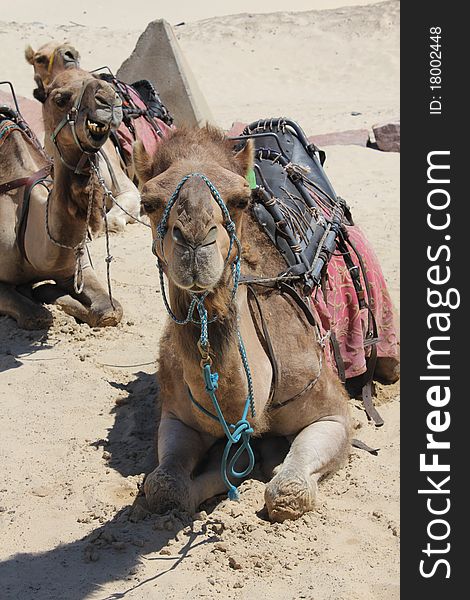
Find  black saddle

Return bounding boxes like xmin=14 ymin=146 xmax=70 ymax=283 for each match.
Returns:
xmin=232 ymin=118 xmax=352 ymax=294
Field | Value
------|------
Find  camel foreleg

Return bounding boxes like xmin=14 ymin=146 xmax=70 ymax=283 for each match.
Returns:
xmin=264 ymin=416 xmax=350 ymax=522
xmin=58 ymin=265 xmax=123 ymax=327
xmin=0 ymin=282 xmax=52 ymax=330
xmin=144 ymin=414 xmax=221 ymax=515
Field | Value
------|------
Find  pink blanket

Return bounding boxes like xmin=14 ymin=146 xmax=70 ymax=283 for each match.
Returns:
xmin=310 ymin=225 xmax=398 ymax=379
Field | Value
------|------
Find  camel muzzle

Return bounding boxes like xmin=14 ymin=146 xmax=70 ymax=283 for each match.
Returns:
xmin=61 ymin=50 xmax=79 ymax=68
xmin=50 ymin=79 xmax=122 ymax=171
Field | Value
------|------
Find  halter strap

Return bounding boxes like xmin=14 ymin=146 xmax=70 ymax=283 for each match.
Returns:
xmin=44 ymin=50 xmax=56 ymax=86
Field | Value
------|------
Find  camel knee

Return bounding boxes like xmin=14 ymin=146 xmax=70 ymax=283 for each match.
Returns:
xmin=264 ymin=417 xmax=350 ymax=522
xmin=106 ymin=211 xmax=127 ymax=233
xmin=88 ymin=297 xmax=123 ymax=327
xmin=106 ymin=192 xmax=140 ymax=230
xmin=286 ymin=417 xmax=351 ymax=476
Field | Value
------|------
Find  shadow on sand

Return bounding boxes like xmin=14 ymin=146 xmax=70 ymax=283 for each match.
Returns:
xmin=0 ymin=367 xmax=286 ymax=599
xmin=0 ymin=508 xmax=220 ymax=600
xmin=0 ymin=316 xmax=54 ymax=374
xmin=0 ymin=369 xmax=201 ymax=599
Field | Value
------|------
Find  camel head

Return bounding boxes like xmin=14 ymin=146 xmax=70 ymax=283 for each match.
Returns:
xmin=43 ymin=68 xmax=122 ymax=159
xmin=134 ymin=126 xmax=254 ymax=295
xmin=25 ymin=41 xmax=80 ymax=103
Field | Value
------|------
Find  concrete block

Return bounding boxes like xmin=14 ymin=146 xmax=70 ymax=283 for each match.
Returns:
xmin=117 ymin=19 xmax=214 ymax=127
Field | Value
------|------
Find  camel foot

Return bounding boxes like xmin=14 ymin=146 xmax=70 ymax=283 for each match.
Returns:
xmin=375 ymin=357 xmax=400 ymax=385
xmin=106 ymin=214 xmax=127 ymax=233
xmin=17 ymin=305 xmax=53 ymax=330
xmin=144 ymin=466 xmax=195 ymax=515
xmin=264 ymin=468 xmax=317 ymax=522
xmin=88 ymin=298 xmax=123 ymax=328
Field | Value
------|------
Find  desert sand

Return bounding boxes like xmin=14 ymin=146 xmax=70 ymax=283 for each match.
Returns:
xmin=0 ymin=2 xmax=399 ymax=599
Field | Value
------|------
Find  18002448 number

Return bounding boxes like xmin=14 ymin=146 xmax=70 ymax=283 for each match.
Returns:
xmin=429 ymin=26 xmax=442 ymax=90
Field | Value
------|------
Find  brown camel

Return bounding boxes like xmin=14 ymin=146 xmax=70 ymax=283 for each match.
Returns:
xmin=0 ymin=68 xmax=123 ymax=329
xmin=25 ymin=42 xmax=141 ymax=232
xmin=25 ymin=41 xmax=80 ymax=101
xmin=133 ymin=126 xmax=352 ymax=522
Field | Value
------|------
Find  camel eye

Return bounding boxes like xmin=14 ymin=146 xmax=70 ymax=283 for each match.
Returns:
xmin=54 ymin=92 xmax=71 ymax=108
xmin=232 ymin=195 xmax=250 ymax=209
xmin=35 ymin=55 xmax=47 ymax=65
xmin=142 ymin=201 xmax=157 ymax=214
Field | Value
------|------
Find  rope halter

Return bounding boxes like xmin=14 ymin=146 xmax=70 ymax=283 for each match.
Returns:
xmin=155 ymin=172 xmax=256 ymax=500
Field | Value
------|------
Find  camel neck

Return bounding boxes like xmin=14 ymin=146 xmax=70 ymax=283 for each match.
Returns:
xmin=48 ymin=164 xmax=92 ymax=244
xmin=169 ymin=281 xmax=241 ymax=371
xmin=169 ymin=281 xmax=260 ymax=431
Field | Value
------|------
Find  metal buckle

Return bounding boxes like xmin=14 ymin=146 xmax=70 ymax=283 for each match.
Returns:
xmin=197 ymin=340 xmax=212 ymax=367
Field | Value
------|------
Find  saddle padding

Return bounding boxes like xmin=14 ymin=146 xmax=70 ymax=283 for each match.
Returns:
xmin=248 ymin=122 xmax=339 ymax=277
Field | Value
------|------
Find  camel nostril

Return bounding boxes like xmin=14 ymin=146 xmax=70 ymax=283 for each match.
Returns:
xmin=172 ymin=225 xmax=188 ymax=247
xmin=201 ymin=226 xmax=218 ymax=247
xmin=95 ymin=94 xmax=111 ymax=107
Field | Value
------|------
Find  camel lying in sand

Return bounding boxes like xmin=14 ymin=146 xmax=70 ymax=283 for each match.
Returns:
xmin=0 ymin=69 xmax=123 ymax=329
xmin=133 ymin=126 xmax=352 ymax=522
xmin=25 ymin=42 xmax=141 ymax=232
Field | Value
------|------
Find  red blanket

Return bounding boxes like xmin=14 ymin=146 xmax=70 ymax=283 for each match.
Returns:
xmin=311 ymin=225 xmax=399 ymax=379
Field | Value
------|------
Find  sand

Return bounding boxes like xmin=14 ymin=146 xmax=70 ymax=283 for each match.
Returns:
xmin=0 ymin=2 xmax=399 ymax=599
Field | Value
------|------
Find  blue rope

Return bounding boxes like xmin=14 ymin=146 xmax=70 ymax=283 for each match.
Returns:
xmin=156 ymin=173 xmax=256 ymax=500
xmin=189 ymin=362 xmax=255 ymax=500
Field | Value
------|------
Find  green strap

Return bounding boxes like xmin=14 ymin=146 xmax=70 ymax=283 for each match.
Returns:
xmin=246 ymin=168 xmax=257 ymax=190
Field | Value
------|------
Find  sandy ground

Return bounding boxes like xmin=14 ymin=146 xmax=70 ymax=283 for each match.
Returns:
xmin=1 ymin=0 xmax=399 ymax=134
xmin=0 ymin=2 xmax=399 ymax=599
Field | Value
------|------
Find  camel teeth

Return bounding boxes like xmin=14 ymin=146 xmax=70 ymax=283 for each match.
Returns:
xmin=86 ymin=119 xmax=110 ymax=135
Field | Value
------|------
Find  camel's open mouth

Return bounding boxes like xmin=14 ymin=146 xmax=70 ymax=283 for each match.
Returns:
xmin=86 ymin=117 xmax=110 ymax=142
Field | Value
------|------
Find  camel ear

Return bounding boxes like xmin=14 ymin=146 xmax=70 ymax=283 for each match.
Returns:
xmin=25 ymin=45 xmax=35 ymax=65
xmin=233 ymin=139 xmax=254 ymax=176
xmin=133 ymin=140 xmax=153 ymax=184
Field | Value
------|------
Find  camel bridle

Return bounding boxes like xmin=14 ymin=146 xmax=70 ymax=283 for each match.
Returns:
xmin=45 ymin=79 xmax=120 ymax=301
xmin=49 ymin=78 xmax=113 ymax=175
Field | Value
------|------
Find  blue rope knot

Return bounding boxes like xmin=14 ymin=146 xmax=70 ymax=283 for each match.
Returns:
xmin=225 ymin=220 xmax=236 ymax=235
xmin=222 ymin=418 xmax=255 ymax=499
xmin=205 ymin=370 xmax=219 ymax=393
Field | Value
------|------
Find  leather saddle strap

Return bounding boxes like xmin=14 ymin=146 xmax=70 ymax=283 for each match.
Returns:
xmin=12 ymin=166 xmax=52 ymax=263
xmin=98 ymin=149 xmax=121 ymax=193
xmin=361 ymin=310 xmax=383 ymax=426
xmin=351 ymin=438 xmax=379 ymax=455
xmin=360 ymin=278 xmax=384 ymax=425
xmin=280 ymin=281 xmax=347 ymax=382
xmin=277 ymin=281 xmax=319 ymax=329
xmin=329 ymin=331 xmax=346 ymax=383
xmin=246 ymin=285 xmax=279 ymax=404
xmin=340 ymin=228 xmax=384 ymax=426
xmin=362 ymin=378 xmax=384 ymax=427
xmin=0 ymin=165 xmax=51 ymax=196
